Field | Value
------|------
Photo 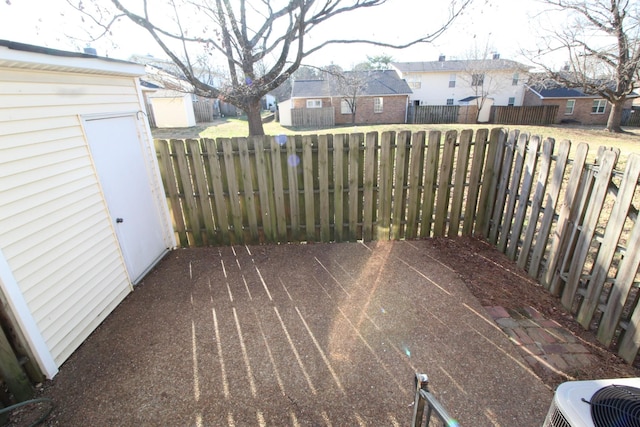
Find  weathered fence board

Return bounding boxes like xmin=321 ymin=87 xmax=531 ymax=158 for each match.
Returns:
xmin=516 ymin=138 xmax=554 ymax=269
xmin=577 ymin=154 xmax=640 ymax=328
xmin=434 ymin=131 xmax=457 ymax=237
xmin=155 ymin=129 xmax=640 ymax=364
xmin=291 ymin=107 xmax=335 ymax=127
xmin=507 ymin=135 xmax=540 ymax=260
xmin=419 ymin=131 xmax=441 ymax=238
xmin=527 ymin=140 xmax=571 ymax=278
xmin=492 ymin=105 xmax=558 ymax=125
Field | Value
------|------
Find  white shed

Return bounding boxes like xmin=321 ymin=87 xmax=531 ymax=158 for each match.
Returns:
xmin=0 ymin=40 xmax=176 ymax=379
xmin=149 ymin=90 xmax=197 ymax=128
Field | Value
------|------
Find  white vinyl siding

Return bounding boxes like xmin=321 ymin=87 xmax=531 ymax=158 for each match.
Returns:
xmin=0 ymin=67 xmax=136 ymax=367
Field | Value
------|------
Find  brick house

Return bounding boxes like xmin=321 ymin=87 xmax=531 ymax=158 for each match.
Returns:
xmin=523 ymin=84 xmax=638 ymax=125
xmin=279 ymin=70 xmax=412 ymax=126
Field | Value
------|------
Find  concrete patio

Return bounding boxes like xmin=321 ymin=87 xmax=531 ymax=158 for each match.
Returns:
xmin=37 ymin=240 xmax=554 ymax=426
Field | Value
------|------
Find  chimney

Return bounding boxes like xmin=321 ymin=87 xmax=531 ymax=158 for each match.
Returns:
xmin=492 ymin=53 xmax=500 ymax=60
xmin=84 ymin=46 xmax=97 ymax=56
xmin=438 ymin=54 xmax=446 ymax=62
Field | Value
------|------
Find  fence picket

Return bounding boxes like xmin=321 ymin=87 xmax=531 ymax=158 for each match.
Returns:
xmin=302 ymin=135 xmax=316 ymax=241
xmin=449 ymin=130 xmax=473 ymax=236
xmin=363 ymin=132 xmax=378 ymax=241
xmin=462 ymin=129 xmax=489 ymax=236
xmin=434 ymin=131 xmax=457 ymax=237
xmin=419 ymin=131 xmax=441 ymax=238
xmin=187 ymin=139 xmax=216 ymax=244
xmin=378 ymin=132 xmax=394 ymax=240
xmin=517 ymin=138 xmax=555 ymax=269
xmin=286 ymin=135 xmax=301 ymax=241
xmin=319 ymin=134 xmax=331 ymax=242
xmin=349 ymin=134 xmax=363 ymax=241
xmin=333 ymin=134 xmax=346 ymax=242
xmin=154 ymin=139 xmax=188 ymax=246
xmin=498 ymin=132 xmax=528 ymax=253
xmin=610 ymin=210 xmax=640 ymax=360
xmin=172 ymin=139 xmax=203 ymax=246
xmin=406 ymin=131 xmax=426 ymax=239
xmin=252 ymin=136 xmax=274 ymax=242
xmin=577 ymin=154 xmax=640 ymax=327
xmin=560 ymin=150 xmax=617 ymax=309
xmin=507 ymin=135 xmax=541 ymax=260
xmin=528 ymin=140 xmax=571 ymax=278
xmin=391 ymin=131 xmax=411 ymax=240
xmin=475 ymin=128 xmax=507 ymax=237
xmin=238 ymin=138 xmax=259 ymax=241
xmin=220 ymin=138 xmax=244 ymax=243
xmin=489 ymin=130 xmax=519 ymax=244
xmin=269 ymin=136 xmax=287 ymax=242
xmin=203 ymin=138 xmax=230 ymax=245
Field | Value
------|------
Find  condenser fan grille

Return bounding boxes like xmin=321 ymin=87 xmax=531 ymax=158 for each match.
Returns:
xmin=589 ymin=384 xmax=640 ymax=427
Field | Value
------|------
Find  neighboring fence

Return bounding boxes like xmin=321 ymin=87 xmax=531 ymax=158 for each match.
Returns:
xmin=291 ymin=107 xmax=335 ymax=127
xmin=155 ymin=129 xmax=640 ymax=364
xmin=491 ymin=105 xmax=558 ymax=125
xmin=193 ymin=99 xmax=215 ymax=122
xmin=622 ymin=108 xmax=640 ymax=127
xmin=409 ymin=105 xmax=459 ymax=124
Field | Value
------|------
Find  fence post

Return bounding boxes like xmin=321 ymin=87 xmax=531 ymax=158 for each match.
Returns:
xmin=0 ymin=324 xmax=32 ymax=402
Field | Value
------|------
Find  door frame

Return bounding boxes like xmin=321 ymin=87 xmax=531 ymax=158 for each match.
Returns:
xmin=80 ymin=112 xmax=174 ymax=283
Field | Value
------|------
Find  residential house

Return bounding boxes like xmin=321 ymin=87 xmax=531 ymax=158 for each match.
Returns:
xmin=391 ymin=55 xmax=531 ymax=122
xmin=279 ymin=69 xmax=412 ymax=126
xmin=523 ymin=84 xmax=638 ymax=125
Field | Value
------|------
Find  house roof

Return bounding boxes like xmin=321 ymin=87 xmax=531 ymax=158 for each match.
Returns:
xmin=0 ymin=39 xmax=144 ymax=76
xmin=291 ymin=70 xmax=412 ymax=98
xmin=527 ymin=83 xmax=640 ymax=99
xmin=391 ymin=58 xmax=531 ymax=73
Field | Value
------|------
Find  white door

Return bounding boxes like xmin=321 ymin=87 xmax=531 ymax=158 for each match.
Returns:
xmin=83 ymin=114 xmax=168 ymax=283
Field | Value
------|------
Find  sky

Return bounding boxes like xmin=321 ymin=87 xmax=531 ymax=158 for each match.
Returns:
xmin=0 ymin=0 xmax=564 ymax=69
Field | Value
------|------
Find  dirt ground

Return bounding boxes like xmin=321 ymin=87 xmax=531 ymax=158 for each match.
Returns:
xmin=6 ymin=237 xmax=639 ymax=426
xmin=427 ymin=236 xmax=640 ymax=385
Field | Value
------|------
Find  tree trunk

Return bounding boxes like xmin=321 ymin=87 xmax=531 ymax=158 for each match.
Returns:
xmin=246 ymin=98 xmax=265 ymax=136
xmin=606 ymin=100 xmax=624 ymax=133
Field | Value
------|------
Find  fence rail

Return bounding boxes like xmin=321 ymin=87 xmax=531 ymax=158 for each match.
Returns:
xmin=155 ymin=129 xmax=640 ymax=364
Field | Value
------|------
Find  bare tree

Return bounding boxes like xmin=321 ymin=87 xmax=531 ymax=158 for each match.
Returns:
xmin=529 ymin=0 xmax=640 ymax=133
xmin=69 ymin=0 xmax=472 ymax=135
xmin=333 ymin=70 xmax=370 ymax=123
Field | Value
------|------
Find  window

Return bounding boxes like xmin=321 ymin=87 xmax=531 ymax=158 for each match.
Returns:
xmin=449 ymin=74 xmax=456 ymax=88
xmin=565 ymin=99 xmax=575 ymax=115
xmin=508 ymin=97 xmax=515 ymax=106
xmin=374 ymin=97 xmax=383 ymax=113
xmin=341 ymin=99 xmax=353 ymax=114
xmin=512 ymin=73 xmax=519 ymax=86
xmin=306 ymin=99 xmax=322 ymax=108
xmin=446 ymin=98 xmax=454 ymax=105
xmin=471 ymin=73 xmax=484 ymax=86
xmin=408 ymin=81 xmax=421 ymax=89
xmin=592 ymin=99 xmax=606 ymax=114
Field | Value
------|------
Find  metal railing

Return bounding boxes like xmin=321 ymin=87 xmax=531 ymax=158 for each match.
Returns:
xmin=411 ymin=373 xmax=459 ymax=427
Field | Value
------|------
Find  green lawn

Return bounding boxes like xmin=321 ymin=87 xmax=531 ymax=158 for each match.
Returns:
xmin=153 ymin=116 xmax=640 ymax=158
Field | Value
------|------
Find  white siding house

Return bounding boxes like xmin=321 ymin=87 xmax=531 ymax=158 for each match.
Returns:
xmin=392 ymin=56 xmax=531 ymax=117
xmin=0 ymin=40 xmax=175 ymax=378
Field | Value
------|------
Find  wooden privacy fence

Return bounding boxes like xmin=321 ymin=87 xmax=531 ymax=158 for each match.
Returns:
xmin=492 ymin=105 xmax=558 ymax=125
xmin=154 ymin=129 xmax=640 ymax=364
xmin=291 ymin=107 xmax=335 ymax=127
xmin=409 ymin=105 xmax=459 ymax=124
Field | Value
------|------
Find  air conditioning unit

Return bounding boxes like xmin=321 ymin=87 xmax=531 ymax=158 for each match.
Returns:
xmin=543 ymin=377 xmax=640 ymax=427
